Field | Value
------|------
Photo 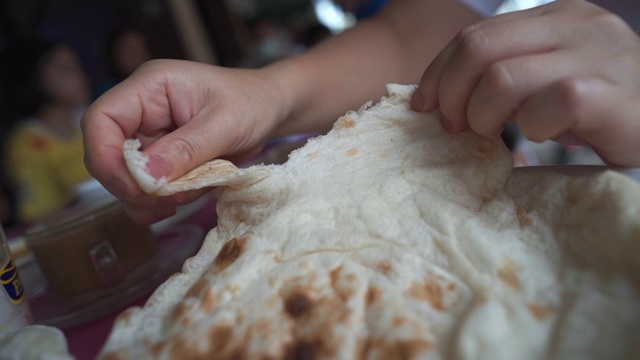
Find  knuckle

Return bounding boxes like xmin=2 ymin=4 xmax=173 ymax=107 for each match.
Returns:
xmin=482 ymin=62 xmax=515 ymax=95
xmin=171 ymin=135 xmax=201 ymax=169
xmin=455 ymin=23 xmax=491 ymax=58
xmin=592 ymin=11 xmax=630 ymax=35
xmin=554 ymin=78 xmax=590 ymax=110
xmin=552 ymin=77 xmax=601 ymax=126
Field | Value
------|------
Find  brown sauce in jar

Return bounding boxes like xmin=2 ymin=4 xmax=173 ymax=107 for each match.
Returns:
xmin=25 ymin=201 xmax=156 ymax=301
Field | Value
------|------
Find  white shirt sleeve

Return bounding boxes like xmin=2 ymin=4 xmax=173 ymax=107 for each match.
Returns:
xmin=457 ymin=0 xmax=506 ymax=17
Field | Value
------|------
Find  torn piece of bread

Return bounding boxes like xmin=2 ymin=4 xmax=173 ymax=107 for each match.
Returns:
xmin=124 ymin=140 xmax=270 ymax=195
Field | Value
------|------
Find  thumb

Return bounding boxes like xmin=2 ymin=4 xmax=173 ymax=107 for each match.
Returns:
xmin=141 ymin=113 xmax=235 ymax=181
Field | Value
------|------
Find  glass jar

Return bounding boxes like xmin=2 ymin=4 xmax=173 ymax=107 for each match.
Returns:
xmin=0 ymin=224 xmax=32 ymax=332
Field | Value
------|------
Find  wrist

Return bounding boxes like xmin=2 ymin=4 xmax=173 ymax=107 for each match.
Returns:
xmin=258 ymin=59 xmax=307 ymax=137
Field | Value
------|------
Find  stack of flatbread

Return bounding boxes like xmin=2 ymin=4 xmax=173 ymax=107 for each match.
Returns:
xmin=105 ymin=84 xmax=639 ymax=359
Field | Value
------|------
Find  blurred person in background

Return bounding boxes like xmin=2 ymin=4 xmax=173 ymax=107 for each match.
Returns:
xmin=95 ymin=28 xmax=152 ymax=97
xmin=1 ymin=38 xmax=92 ymax=223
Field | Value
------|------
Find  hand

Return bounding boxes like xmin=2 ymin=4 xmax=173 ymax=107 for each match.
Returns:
xmin=82 ymin=60 xmax=285 ymax=223
xmin=412 ymin=0 xmax=640 ymax=167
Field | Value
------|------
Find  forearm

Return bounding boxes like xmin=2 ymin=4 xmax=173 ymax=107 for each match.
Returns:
xmin=262 ymin=0 xmax=480 ymax=136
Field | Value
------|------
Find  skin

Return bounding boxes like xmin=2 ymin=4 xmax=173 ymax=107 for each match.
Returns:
xmin=82 ymin=0 xmax=478 ymax=224
xmin=83 ymin=0 xmax=640 ymax=224
xmin=411 ymin=0 xmax=640 ymax=167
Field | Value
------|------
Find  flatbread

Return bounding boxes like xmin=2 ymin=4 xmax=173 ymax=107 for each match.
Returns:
xmin=106 ymin=84 xmax=640 ymax=359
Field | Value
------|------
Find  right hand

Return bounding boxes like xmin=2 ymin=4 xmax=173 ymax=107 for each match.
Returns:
xmin=82 ymin=60 xmax=286 ymax=223
xmin=412 ymin=0 xmax=640 ymax=167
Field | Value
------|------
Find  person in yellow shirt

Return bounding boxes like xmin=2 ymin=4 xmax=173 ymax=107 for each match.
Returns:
xmin=1 ymin=38 xmax=92 ymax=223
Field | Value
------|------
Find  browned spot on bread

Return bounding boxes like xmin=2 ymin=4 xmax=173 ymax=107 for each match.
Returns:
xmin=284 ymin=341 xmax=316 ymax=360
xmin=337 ymin=117 xmax=357 ymax=129
xmin=378 ymin=152 xmax=389 ymax=158
xmin=214 ymin=235 xmax=251 ymax=274
xmin=171 ymin=302 xmax=193 ymax=326
xmin=515 ymin=204 xmax=534 ymax=227
xmin=379 ymin=260 xmax=392 ymax=275
xmin=392 ymin=316 xmax=406 ymax=328
xmin=200 ymin=289 xmax=218 ymax=314
xmin=233 ymin=212 xmax=245 ymax=222
xmin=306 ymin=150 xmax=320 ymax=159
xmin=358 ymin=338 xmax=433 ymax=360
xmin=497 ymin=260 xmax=520 ymax=290
xmin=285 ymin=291 xmax=313 ymax=318
xmin=330 ymin=265 xmax=344 ymax=289
xmin=148 ymin=331 xmax=223 ymax=359
xmin=410 ymin=279 xmax=446 ymax=311
xmin=208 ymin=325 xmax=235 ymax=356
xmin=268 ymin=276 xmax=277 ymax=287
xmin=329 ymin=265 xmax=356 ymax=301
xmin=185 ymin=277 xmax=209 ymax=298
xmin=168 ymin=334 xmax=193 ymax=359
xmin=116 ymin=308 xmax=136 ymax=324
xmin=224 ymin=284 xmax=241 ymax=295
xmin=366 ymin=287 xmax=382 ymax=306
xmin=472 ymin=294 xmax=487 ymax=307
xmin=528 ymin=303 xmax=553 ymax=321
xmin=209 ymin=325 xmax=233 ymax=350
xmin=101 ymin=350 xmax=130 ymax=360
xmin=383 ymin=340 xmax=434 ymax=359
xmin=346 ymin=148 xmax=359 ymax=157
xmin=477 ymin=142 xmax=493 ymax=158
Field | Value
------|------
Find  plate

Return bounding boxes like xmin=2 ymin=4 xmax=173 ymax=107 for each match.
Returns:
xmin=27 ymin=224 xmax=203 ymax=329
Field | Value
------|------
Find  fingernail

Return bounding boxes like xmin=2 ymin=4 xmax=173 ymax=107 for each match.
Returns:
xmin=147 ymin=154 xmax=171 ymax=179
xmin=442 ymin=117 xmax=454 ymax=132
xmin=411 ymin=89 xmax=425 ymax=111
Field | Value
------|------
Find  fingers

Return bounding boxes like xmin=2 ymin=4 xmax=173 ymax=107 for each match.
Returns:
xmin=516 ymin=76 xmax=640 ymax=167
xmin=82 ymin=90 xmax=142 ymax=200
xmin=412 ymin=4 xmax=549 ymax=124
xmin=466 ymin=51 xmax=580 ymax=138
xmin=82 ymin=60 xmax=221 ymax=224
xmin=141 ymin=107 xmax=237 ymax=180
xmin=411 ymin=39 xmax=457 ymax=113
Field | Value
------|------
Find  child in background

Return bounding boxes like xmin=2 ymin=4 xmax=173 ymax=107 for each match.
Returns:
xmin=1 ymin=38 xmax=92 ymax=223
